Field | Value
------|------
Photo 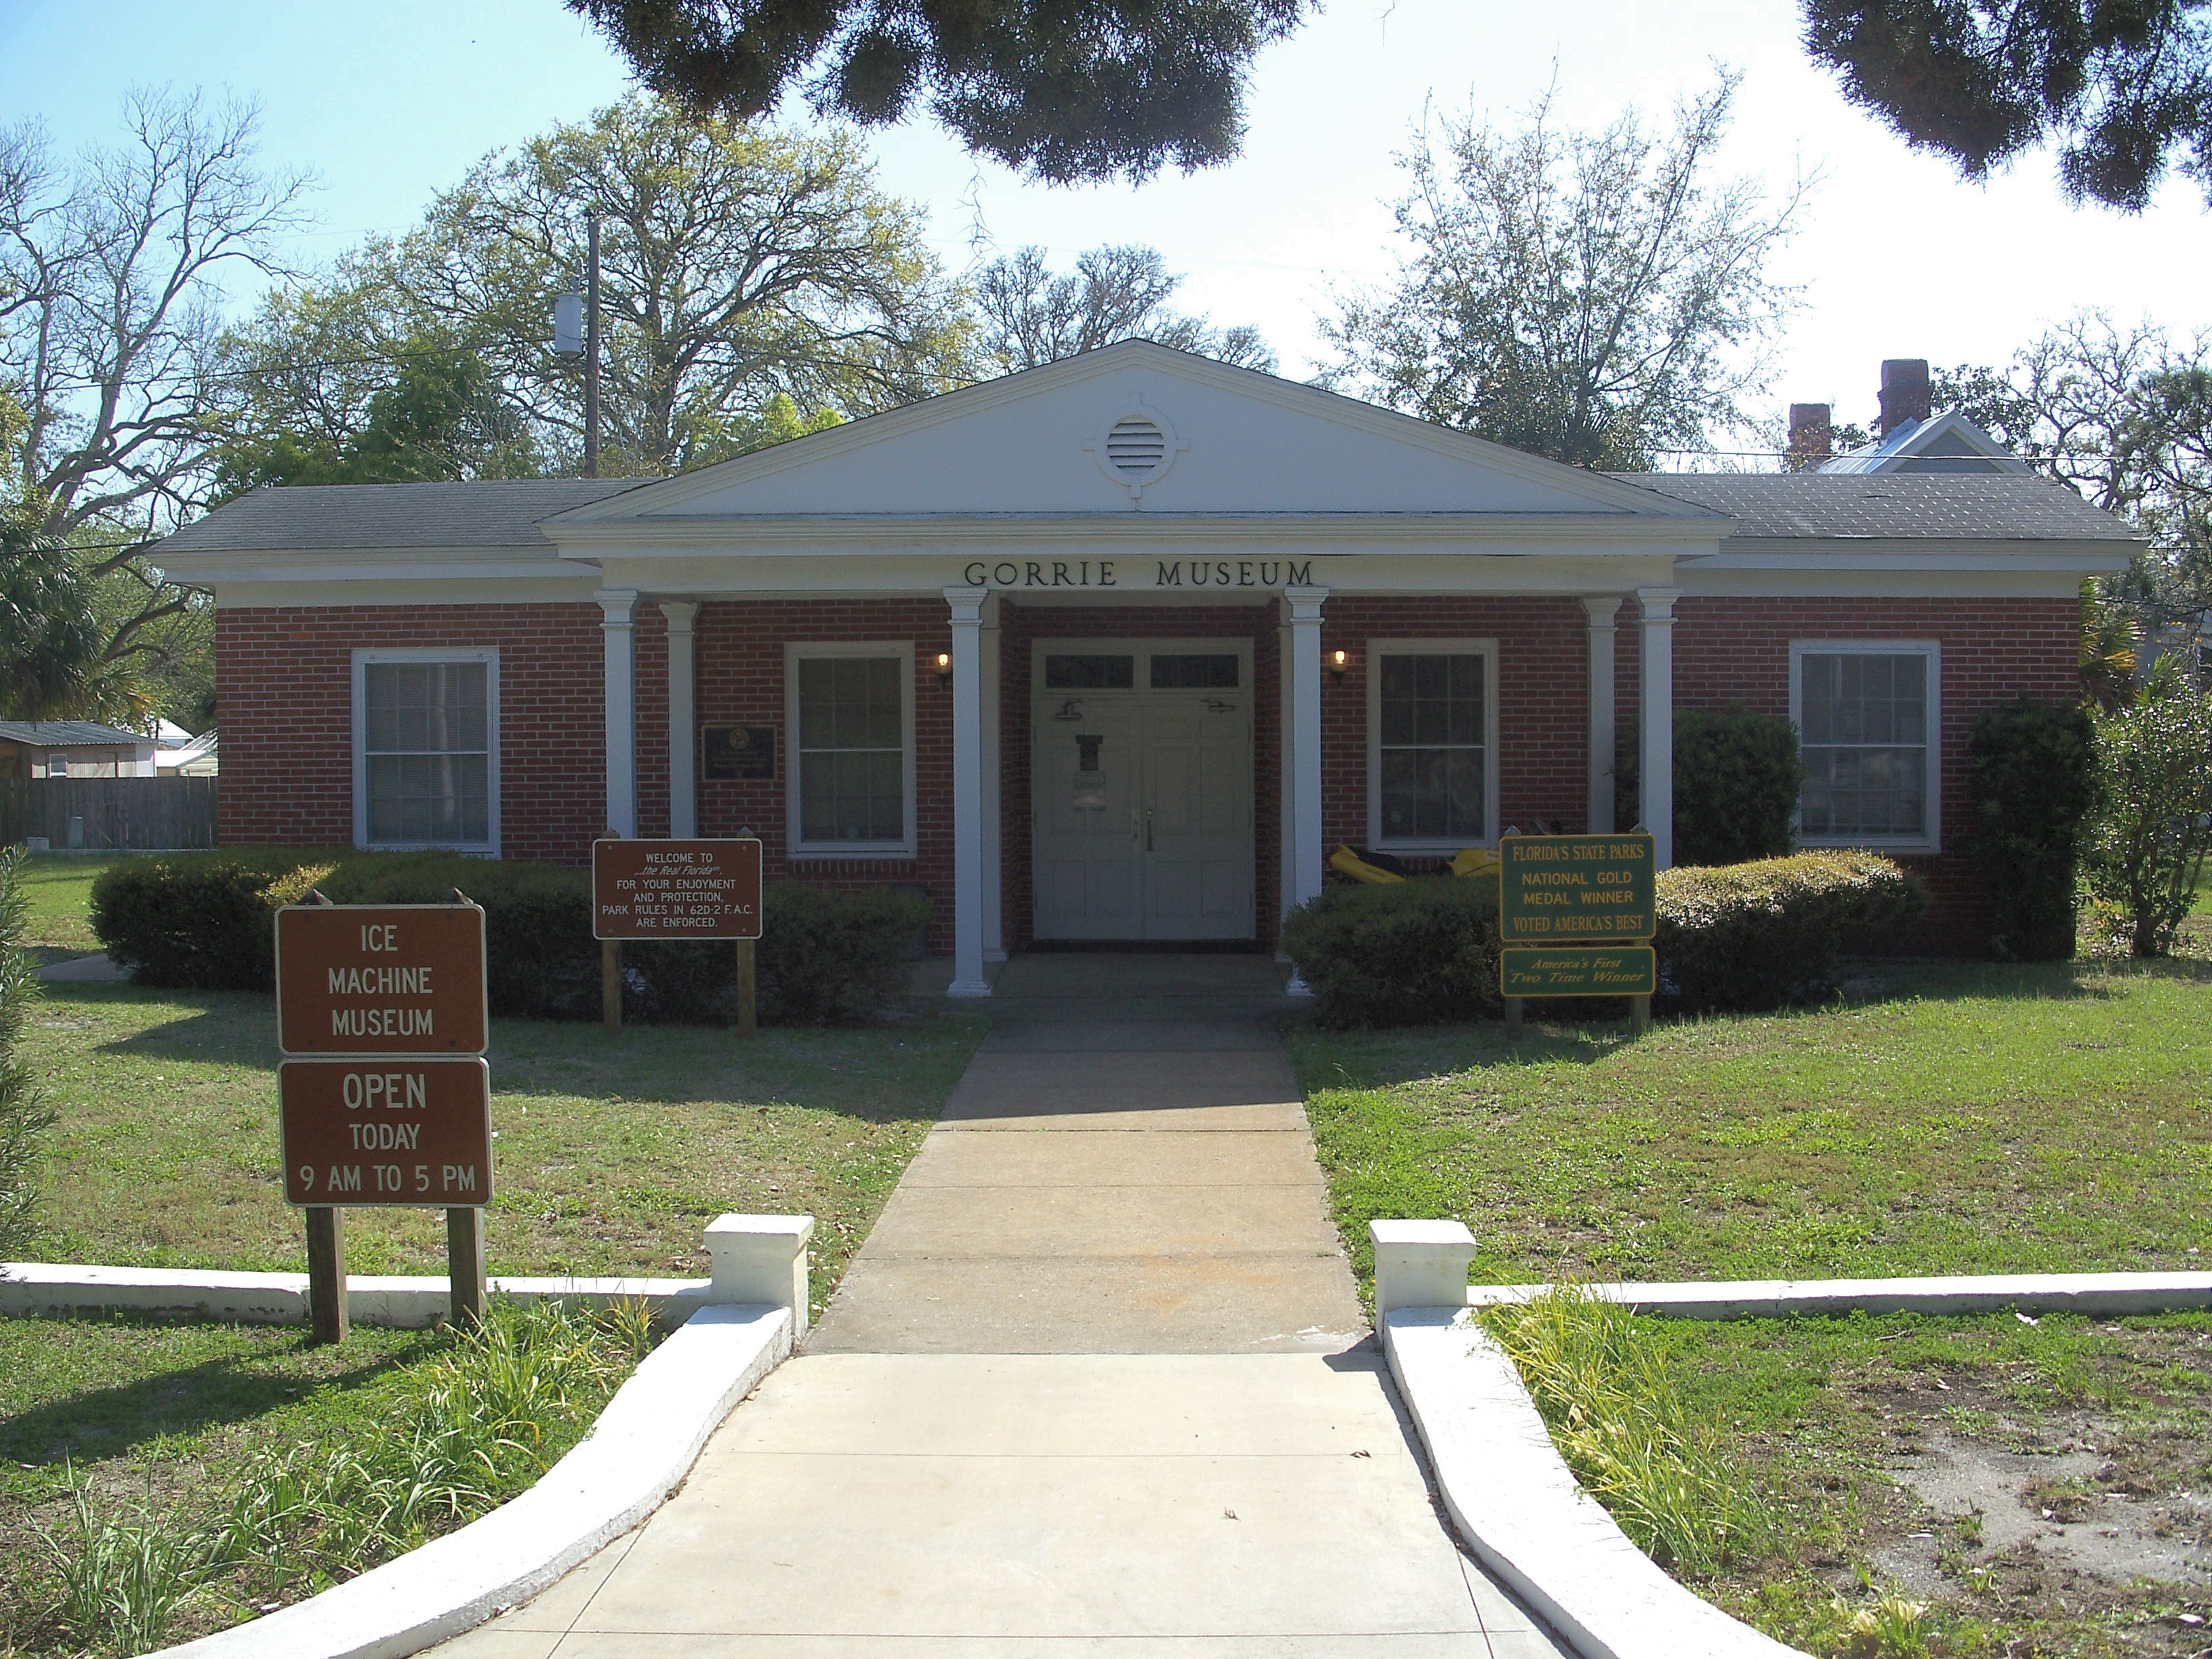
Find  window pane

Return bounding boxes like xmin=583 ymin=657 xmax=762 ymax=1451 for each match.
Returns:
xmin=1149 ymin=653 xmax=1239 ymax=689
xmin=1045 ymin=654 xmax=1134 ymax=689
xmin=795 ymin=653 xmax=906 ymax=844
xmin=1377 ymin=653 xmax=1486 ymax=842
xmin=363 ymin=660 xmax=490 ymax=846
xmin=1798 ymin=652 xmax=1928 ymax=839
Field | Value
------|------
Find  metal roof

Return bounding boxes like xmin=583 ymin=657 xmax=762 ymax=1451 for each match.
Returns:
xmin=153 ymin=479 xmax=650 ymax=555
xmin=1607 ymin=472 xmax=2137 ymax=540
xmin=0 ymin=720 xmax=155 ymax=747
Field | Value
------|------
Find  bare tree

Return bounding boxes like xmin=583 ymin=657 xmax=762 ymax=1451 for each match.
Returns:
xmin=974 ymin=243 xmax=1275 ymax=373
xmin=1 ymin=89 xmax=312 ymax=535
xmin=1321 ymin=75 xmax=1808 ymax=470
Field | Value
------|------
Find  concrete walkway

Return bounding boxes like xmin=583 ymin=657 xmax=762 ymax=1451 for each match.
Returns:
xmin=442 ymin=955 xmax=1568 ymax=1658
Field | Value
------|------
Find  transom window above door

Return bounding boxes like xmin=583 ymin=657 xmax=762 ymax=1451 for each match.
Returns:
xmin=1367 ymin=640 xmax=1497 ymax=851
xmin=1044 ymin=654 xmax=1134 ymax=689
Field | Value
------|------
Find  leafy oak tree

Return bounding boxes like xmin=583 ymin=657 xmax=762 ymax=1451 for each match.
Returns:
xmin=975 ymin=243 xmax=1274 ymax=373
xmin=216 ymin=96 xmax=970 ymax=479
xmin=1801 ymin=0 xmax=2212 ymax=211
xmin=566 ymin=0 xmax=1310 ymax=184
xmin=1320 ymin=75 xmax=1808 ymax=470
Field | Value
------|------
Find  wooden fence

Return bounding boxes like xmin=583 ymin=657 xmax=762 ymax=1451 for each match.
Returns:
xmin=1 ymin=777 xmax=218 ymax=851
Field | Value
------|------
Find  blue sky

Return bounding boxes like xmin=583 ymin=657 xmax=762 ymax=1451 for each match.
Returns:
xmin=5 ymin=0 xmax=2210 ymax=450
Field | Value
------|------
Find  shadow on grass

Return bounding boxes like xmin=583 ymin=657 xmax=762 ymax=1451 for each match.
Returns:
xmin=0 ymin=1319 xmax=429 ymax=1470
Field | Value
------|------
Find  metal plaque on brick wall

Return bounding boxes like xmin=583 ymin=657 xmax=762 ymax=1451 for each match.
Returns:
xmin=702 ymin=724 xmax=775 ymax=781
xmin=1498 ymin=833 xmax=1656 ymax=943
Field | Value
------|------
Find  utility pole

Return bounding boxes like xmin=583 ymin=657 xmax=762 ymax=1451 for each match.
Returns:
xmin=584 ymin=211 xmax=600 ymax=480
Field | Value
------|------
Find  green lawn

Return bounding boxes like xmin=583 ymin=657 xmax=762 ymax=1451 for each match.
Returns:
xmin=21 ymin=983 xmax=987 ymax=1315
xmin=14 ymin=853 xmax=131 ymax=953
xmin=1290 ymin=957 xmax=2212 ymax=1290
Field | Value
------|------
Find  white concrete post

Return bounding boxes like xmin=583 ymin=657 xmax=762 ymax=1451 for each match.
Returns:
xmin=1581 ymin=596 xmax=1621 ymax=836
xmin=944 ymin=586 xmax=992 ymax=998
xmin=705 ymin=1213 xmax=815 ymax=1333
xmin=598 ymin=588 xmax=639 ymax=838
xmin=661 ymin=600 xmax=699 ymax=839
xmin=1635 ymin=587 xmax=1680 ymax=870
xmin=981 ymin=593 xmax=1005 ymax=962
xmin=1277 ymin=608 xmax=1297 ymax=938
xmin=1370 ymin=1218 xmax=1477 ymax=1314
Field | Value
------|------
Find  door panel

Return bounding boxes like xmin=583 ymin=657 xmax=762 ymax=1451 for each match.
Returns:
xmin=1032 ymin=650 xmax=1253 ymax=942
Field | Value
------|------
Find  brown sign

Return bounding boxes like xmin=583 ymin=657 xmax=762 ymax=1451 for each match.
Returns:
xmin=276 ymin=905 xmax=488 ymax=1056
xmin=594 ymin=838 xmax=764 ymax=939
xmin=279 ymin=1057 xmax=492 ymax=1206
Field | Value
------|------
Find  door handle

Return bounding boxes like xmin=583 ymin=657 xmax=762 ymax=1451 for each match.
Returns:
xmin=1132 ymin=807 xmax=1141 ymax=851
xmin=1145 ymin=807 xmax=1154 ymax=852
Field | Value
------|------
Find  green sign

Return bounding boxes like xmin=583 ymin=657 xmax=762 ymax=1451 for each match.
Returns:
xmin=1498 ymin=833 xmax=1656 ymax=942
xmin=1501 ymin=945 xmax=1657 ymax=998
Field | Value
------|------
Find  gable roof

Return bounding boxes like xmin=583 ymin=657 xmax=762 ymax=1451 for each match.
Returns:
xmin=1615 ymin=473 xmax=2133 ymax=539
xmin=155 ymin=479 xmax=647 ymax=556
xmin=1819 ymin=410 xmax=2032 ymax=476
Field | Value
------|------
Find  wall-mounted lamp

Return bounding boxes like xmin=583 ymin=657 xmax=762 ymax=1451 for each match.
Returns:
xmin=935 ymin=651 xmax=953 ymax=684
xmin=1328 ymin=649 xmax=1349 ymax=689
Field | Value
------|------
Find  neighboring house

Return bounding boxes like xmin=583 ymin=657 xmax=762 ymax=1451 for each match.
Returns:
xmin=1789 ymin=356 xmax=2032 ymax=476
xmin=154 ymin=724 xmax=220 ymax=777
xmin=154 ymin=341 xmax=2139 ymax=984
xmin=0 ymin=721 xmax=160 ymax=781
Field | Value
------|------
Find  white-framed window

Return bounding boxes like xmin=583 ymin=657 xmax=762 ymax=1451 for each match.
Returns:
xmin=1366 ymin=638 xmax=1500 ymax=851
xmin=1790 ymin=640 xmax=1942 ymax=851
xmin=352 ymin=649 xmax=499 ymax=853
xmin=785 ymin=641 xmax=916 ymax=859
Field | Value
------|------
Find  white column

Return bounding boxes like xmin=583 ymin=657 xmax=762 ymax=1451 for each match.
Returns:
xmin=661 ymin=601 xmax=699 ymax=839
xmin=598 ymin=588 xmax=638 ymax=838
xmin=944 ymin=586 xmax=991 ymax=998
xmin=1286 ymin=584 xmax=1328 ymax=911
xmin=980 ymin=593 xmax=1005 ymax=962
xmin=1581 ymin=596 xmax=1621 ymax=836
xmin=1276 ymin=607 xmax=1296 ymax=942
xmin=1635 ymin=586 xmax=1680 ymax=869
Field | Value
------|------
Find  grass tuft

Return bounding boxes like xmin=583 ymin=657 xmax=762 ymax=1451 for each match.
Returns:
xmin=1478 ymin=1287 xmax=1770 ymax=1577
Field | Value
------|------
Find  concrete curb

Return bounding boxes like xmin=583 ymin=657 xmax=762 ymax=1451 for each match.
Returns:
xmin=1382 ymin=1307 xmax=1805 ymax=1659
xmin=1464 ymin=1270 xmax=2212 ymax=1319
xmin=0 ymin=1263 xmax=714 ymax=1327
xmin=155 ymin=1300 xmax=793 ymax=1659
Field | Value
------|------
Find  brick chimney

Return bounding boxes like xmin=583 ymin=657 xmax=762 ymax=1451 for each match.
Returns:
xmin=1787 ymin=403 xmax=1833 ymax=469
xmin=1878 ymin=359 xmax=1931 ymax=436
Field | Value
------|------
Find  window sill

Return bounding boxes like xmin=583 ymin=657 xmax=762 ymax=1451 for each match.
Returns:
xmin=1795 ymin=836 xmax=1940 ymax=856
xmin=359 ymin=842 xmax=499 ymax=857
xmin=787 ymin=848 xmax=918 ymax=862
xmin=1374 ymin=840 xmax=1493 ymax=855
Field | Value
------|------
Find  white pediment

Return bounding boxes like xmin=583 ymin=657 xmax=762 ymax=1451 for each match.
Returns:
xmin=554 ymin=342 xmax=1715 ymax=525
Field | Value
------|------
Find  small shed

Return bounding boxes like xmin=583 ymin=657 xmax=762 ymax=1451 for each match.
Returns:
xmin=0 ymin=720 xmax=159 ymax=781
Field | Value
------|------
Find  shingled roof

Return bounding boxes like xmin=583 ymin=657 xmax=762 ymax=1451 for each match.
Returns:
xmin=1610 ymin=472 xmax=2135 ymax=541
xmin=154 ymin=479 xmax=649 ymax=554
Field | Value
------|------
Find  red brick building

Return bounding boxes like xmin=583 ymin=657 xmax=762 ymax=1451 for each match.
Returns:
xmin=158 ymin=343 xmax=2137 ymax=991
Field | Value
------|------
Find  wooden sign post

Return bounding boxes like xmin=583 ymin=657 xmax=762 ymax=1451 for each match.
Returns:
xmin=1496 ymin=832 xmax=1658 ymax=1038
xmin=274 ymin=898 xmax=493 ymax=1339
xmin=592 ymin=838 xmax=764 ymax=1036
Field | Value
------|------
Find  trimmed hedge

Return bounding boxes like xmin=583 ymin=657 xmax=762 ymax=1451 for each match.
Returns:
xmin=1967 ymin=699 xmax=2095 ymax=961
xmin=1278 ymin=874 xmax=1504 ymax=1029
xmin=90 ymin=849 xmax=928 ymax=1025
xmin=1617 ymin=706 xmax=1804 ymax=865
xmin=1654 ymin=851 xmax=1926 ymax=1012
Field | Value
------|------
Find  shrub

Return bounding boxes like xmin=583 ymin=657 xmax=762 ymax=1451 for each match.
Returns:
xmin=0 ymin=846 xmax=57 ymax=1258
xmin=89 ymin=848 xmax=346 ymax=989
xmin=1655 ymin=851 xmax=1925 ymax=1012
xmin=753 ymin=883 xmax=932 ymax=1024
xmin=2083 ymin=657 xmax=2212 ymax=958
xmin=1279 ymin=875 xmax=1502 ymax=1029
xmin=1615 ymin=706 xmax=1803 ymax=865
xmin=1966 ymin=699 xmax=2095 ymax=960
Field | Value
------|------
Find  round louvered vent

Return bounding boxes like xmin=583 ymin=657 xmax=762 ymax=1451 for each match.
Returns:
xmin=1105 ymin=415 xmax=1169 ymax=478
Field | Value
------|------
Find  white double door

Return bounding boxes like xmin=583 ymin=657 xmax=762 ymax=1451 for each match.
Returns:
xmin=1031 ymin=642 xmax=1254 ymax=942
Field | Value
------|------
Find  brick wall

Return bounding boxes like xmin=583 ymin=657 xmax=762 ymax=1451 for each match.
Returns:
xmin=691 ymin=598 xmax=958 ymax=953
xmin=216 ymin=603 xmax=607 ymax=864
xmin=1000 ymin=601 xmax=1281 ymax=949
